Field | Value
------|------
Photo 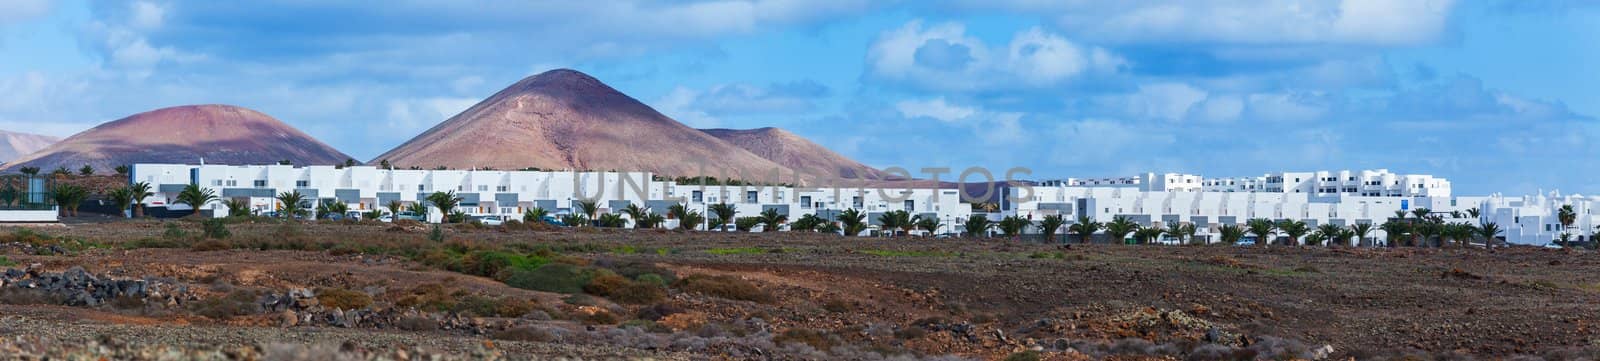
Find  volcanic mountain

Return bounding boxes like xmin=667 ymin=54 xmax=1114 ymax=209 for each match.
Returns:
xmin=371 ymin=69 xmax=793 ymax=178
xmin=0 ymin=105 xmax=354 ymax=173
xmin=699 ymin=127 xmax=887 ymax=181
xmin=0 ymin=130 xmax=59 ymax=164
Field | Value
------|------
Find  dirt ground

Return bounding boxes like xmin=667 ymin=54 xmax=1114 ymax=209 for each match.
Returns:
xmin=2 ymin=220 xmax=1598 ymax=360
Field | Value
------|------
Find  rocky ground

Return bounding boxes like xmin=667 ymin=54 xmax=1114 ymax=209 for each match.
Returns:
xmin=1 ymin=219 xmax=1598 ymax=360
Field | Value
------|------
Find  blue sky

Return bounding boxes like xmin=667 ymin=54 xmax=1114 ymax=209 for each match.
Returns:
xmin=0 ymin=0 xmax=1596 ymax=195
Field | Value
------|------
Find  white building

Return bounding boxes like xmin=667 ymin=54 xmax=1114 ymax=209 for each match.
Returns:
xmin=1202 ymin=169 xmax=1451 ymax=198
xmin=1478 ymin=192 xmax=1599 ymax=246
xmin=1039 ymin=173 xmax=1204 ymax=192
xmin=129 ymin=163 xmax=970 ymax=234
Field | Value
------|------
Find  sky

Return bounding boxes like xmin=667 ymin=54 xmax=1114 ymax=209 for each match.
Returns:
xmin=0 ymin=0 xmax=1596 ymax=195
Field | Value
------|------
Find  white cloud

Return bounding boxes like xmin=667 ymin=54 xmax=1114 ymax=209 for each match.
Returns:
xmin=653 ymin=87 xmax=721 ymax=128
xmin=895 ymin=97 xmax=976 ymax=123
xmin=129 ymin=1 xmax=166 ymax=29
xmin=867 ymin=21 xmax=1122 ymax=91
xmin=1039 ymin=0 xmax=1457 ymax=46
xmin=384 ymin=97 xmax=478 ymax=134
xmin=0 ymin=0 xmax=51 ymax=24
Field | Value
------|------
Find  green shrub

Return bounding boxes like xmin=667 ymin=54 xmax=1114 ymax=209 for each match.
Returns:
xmin=584 ymin=273 xmax=666 ymax=305
xmin=673 ymin=275 xmax=773 ymax=303
xmin=0 ymin=256 xmax=15 ymax=267
xmin=428 ymin=224 xmax=444 ymax=242
xmin=461 ymin=250 xmax=549 ymax=278
xmin=316 ymin=288 xmax=373 ymax=310
xmin=162 ymin=223 xmax=188 ymax=240
xmin=1003 ymin=351 xmax=1042 ymax=361
xmin=201 ymin=218 xmax=231 ymax=239
xmin=190 ymin=289 xmax=260 ymax=320
xmin=500 ymin=263 xmax=597 ymax=294
xmin=635 ymin=273 xmax=667 ymax=287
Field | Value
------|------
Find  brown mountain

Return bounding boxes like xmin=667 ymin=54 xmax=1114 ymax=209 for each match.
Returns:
xmin=699 ymin=127 xmax=888 ymax=181
xmin=371 ymin=69 xmax=793 ymax=178
xmin=0 ymin=130 xmax=59 ymax=164
xmin=0 ymin=104 xmax=354 ymax=173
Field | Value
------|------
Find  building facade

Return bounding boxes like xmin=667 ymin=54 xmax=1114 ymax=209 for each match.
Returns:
xmin=129 ymin=163 xmax=971 ymax=234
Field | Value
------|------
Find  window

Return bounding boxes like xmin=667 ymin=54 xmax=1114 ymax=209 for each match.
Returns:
xmin=417 ymin=185 xmax=425 ymax=191
xmin=497 ymin=186 xmax=507 ymax=192
xmin=852 ymin=196 xmax=863 ymax=209
xmin=745 ymin=191 xmax=758 ymax=203
xmin=904 ymin=200 xmax=915 ymax=211
xmin=477 ymin=185 xmax=487 ymax=192
xmin=800 ymin=196 xmax=812 ymax=209
xmin=296 ymin=180 xmax=309 ymax=188
xmin=212 ymin=180 xmax=223 ymax=186
xmin=254 ymin=180 xmax=267 ymax=188
xmin=691 ymin=191 xmax=703 ymax=203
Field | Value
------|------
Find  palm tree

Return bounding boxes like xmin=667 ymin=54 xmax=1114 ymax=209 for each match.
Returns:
xmin=757 ymin=208 xmax=788 ymax=232
xmin=48 ymin=184 xmax=88 ymax=217
xmin=622 ymin=203 xmax=649 ymax=227
xmin=915 ymin=216 xmax=943 ymax=237
xmin=1558 ymin=205 xmax=1577 ymax=232
xmin=1414 ymin=220 xmax=1442 ymax=248
xmin=961 ymin=214 xmax=994 ymax=238
xmin=997 ymin=215 xmax=1030 ymax=239
xmin=18 ymin=167 xmax=39 ymax=178
xmin=317 ymin=200 xmax=349 ymax=219
xmin=225 ymin=198 xmax=250 ymax=217
xmin=1246 ymin=218 xmax=1276 ymax=247
xmin=877 ymin=210 xmax=908 ymax=237
xmin=1218 ymin=224 xmax=1246 ymax=245
xmin=678 ymin=209 xmax=706 ymax=231
xmin=597 ymin=213 xmax=627 ymax=228
xmin=1038 ymin=215 xmax=1066 ymax=243
xmin=838 ymin=209 xmax=868 ymax=236
xmin=1444 ymin=222 xmax=1476 ymax=248
xmin=106 ymin=187 xmax=135 ymax=218
xmin=1180 ymin=223 xmax=1198 ymax=244
xmin=1411 ymin=208 xmax=1432 ymax=221
xmin=175 ymin=184 xmax=218 ymax=216
xmin=386 ymin=200 xmax=404 ymax=217
xmin=708 ymin=203 xmax=737 ymax=231
xmin=1477 ymin=222 xmax=1502 ymax=250
xmin=276 ymin=190 xmax=308 ymax=219
xmin=1133 ymin=227 xmax=1163 ymax=245
xmin=1379 ymin=221 xmax=1409 ymax=247
xmin=406 ymin=202 xmax=428 ymax=217
xmin=425 ymin=191 xmax=464 ymax=223
xmin=791 ymin=214 xmax=825 ymax=232
xmin=128 ymin=182 xmax=153 ymax=218
xmin=114 ymin=165 xmax=130 ymax=175
xmin=1558 ymin=232 xmax=1573 ymax=248
xmin=1393 ymin=210 xmax=1408 ymax=220
xmin=1103 ymin=216 xmax=1140 ymax=245
xmin=1277 ymin=220 xmax=1309 ymax=246
xmin=1350 ymin=223 xmax=1375 ymax=247
xmin=574 ymin=199 xmax=600 ymax=225
xmin=1068 ymin=215 xmax=1101 ymax=244
xmin=1314 ymin=223 xmax=1343 ymax=247
xmin=1163 ymin=223 xmax=1186 ymax=244
xmin=523 ymin=207 xmax=549 ymax=223
xmin=0 ymin=185 xmax=17 ymax=207
xmin=1466 ymin=207 xmax=1481 ymax=219
xmin=637 ymin=212 xmax=667 ymax=229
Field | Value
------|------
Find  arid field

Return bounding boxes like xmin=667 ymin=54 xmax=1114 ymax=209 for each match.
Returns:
xmin=1 ymin=218 xmax=1597 ymax=360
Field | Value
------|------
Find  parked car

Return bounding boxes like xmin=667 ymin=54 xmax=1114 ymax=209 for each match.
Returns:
xmin=472 ymin=215 xmax=506 ymax=226
xmin=394 ymin=212 xmax=425 ymax=222
xmin=1235 ymin=239 xmax=1257 ymax=247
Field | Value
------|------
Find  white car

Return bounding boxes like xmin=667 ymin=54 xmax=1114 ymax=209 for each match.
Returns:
xmin=472 ymin=215 xmax=506 ymax=226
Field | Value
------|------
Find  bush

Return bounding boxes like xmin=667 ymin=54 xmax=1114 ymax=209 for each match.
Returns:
xmin=584 ymin=273 xmax=666 ymax=305
xmin=191 ymin=289 xmax=260 ymax=320
xmin=455 ymin=295 xmax=535 ymax=318
xmin=201 ymin=218 xmax=231 ymax=239
xmin=500 ymin=263 xmax=596 ymax=294
xmin=775 ymin=328 xmax=838 ymax=350
xmin=0 ymin=256 xmax=14 ymax=267
xmin=1004 ymin=351 xmax=1042 ymax=361
xmin=395 ymin=284 xmax=457 ymax=312
xmin=461 ymin=250 xmax=549 ymax=278
xmin=162 ymin=223 xmax=188 ymax=240
xmin=191 ymin=240 xmax=230 ymax=252
xmin=316 ymin=288 xmax=373 ymax=310
xmin=673 ymin=275 xmax=773 ymax=303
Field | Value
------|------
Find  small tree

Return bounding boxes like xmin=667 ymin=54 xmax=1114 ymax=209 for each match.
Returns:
xmin=708 ymin=203 xmax=737 ymax=231
xmin=175 ymin=184 xmax=218 ymax=216
xmin=916 ymin=216 xmax=943 ymax=237
xmin=997 ymin=215 xmax=1030 ymax=239
xmin=1103 ymin=216 xmax=1140 ymax=245
xmin=18 ymin=167 xmax=39 ymax=177
xmin=1350 ymin=222 xmax=1375 ymax=247
xmin=79 ymin=165 xmax=94 ymax=176
xmin=1218 ymin=224 xmax=1246 ymax=245
xmin=49 ymin=184 xmax=89 ymax=217
xmin=386 ymin=200 xmax=404 ymax=217
xmin=128 ymin=182 xmax=154 ymax=218
xmin=1477 ymin=222 xmax=1502 ymax=250
xmin=523 ymin=207 xmax=549 ymax=223
xmin=276 ymin=190 xmax=308 ymax=219
xmin=1246 ymin=218 xmax=1276 ymax=247
xmin=426 ymin=191 xmax=463 ymax=223
xmin=1068 ymin=215 xmax=1101 ymax=244
xmin=961 ymin=214 xmax=994 ymax=238
xmin=114 ymin=165 xmax=131 ymax=175
xmin=1277 ymin=220 xmax=1309 ymax=246
xmin=838 ymin=208 xmax=868 ymax=236
xmin=757 ymin=208 xmax=787 ymax=232
xmin=107 ymin=187 xmax=135 ymax=218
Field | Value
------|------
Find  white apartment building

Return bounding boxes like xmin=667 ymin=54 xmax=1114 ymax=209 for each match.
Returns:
xmin=1202 ymin=169 xmax=1451 ymax=198
xmin=1039 ymin=173 xmax=1204 ymax=192
xmin=1012 ymin=182 xmax=1599 ymax=246
xmin=129 ymin=163 xmax=970 ymax=234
